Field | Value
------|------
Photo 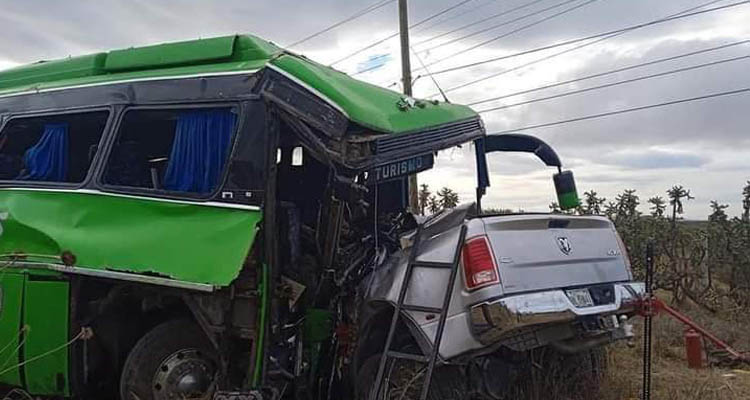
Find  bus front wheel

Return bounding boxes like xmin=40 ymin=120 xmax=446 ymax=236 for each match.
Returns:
xmin=120 ymin=319 xmax=218 ymax=400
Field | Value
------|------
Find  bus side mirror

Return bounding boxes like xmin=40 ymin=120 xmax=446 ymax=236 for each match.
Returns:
xmin=554 ymin=170 xmax=580 ymax=210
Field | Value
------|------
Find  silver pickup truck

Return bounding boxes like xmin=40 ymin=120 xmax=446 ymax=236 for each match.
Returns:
xmin=356 ymin=135 xmax=644 ymax=400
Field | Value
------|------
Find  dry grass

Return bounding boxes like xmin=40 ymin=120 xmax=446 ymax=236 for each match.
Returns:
xmin=599 ymin=293 xmax=750 ymax=400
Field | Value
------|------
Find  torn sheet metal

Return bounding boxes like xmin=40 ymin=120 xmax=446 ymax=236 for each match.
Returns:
xmin=0 ymin=188 xmax=260 ymax=287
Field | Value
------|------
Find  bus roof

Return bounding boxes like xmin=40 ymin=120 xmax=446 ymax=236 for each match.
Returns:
xmin=0 ymin=34 xmax=477 ymax=135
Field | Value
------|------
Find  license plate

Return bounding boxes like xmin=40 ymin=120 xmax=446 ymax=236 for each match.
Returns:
xmin=566 ymin=288 xmax=594 ymax=307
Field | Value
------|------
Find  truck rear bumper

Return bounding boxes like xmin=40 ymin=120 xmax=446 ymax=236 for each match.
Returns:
xmin=469 ymin=282 xmax=645 ymax=345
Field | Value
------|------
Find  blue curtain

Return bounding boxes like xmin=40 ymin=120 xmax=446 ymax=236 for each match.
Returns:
xmin=163 ymin=110 xmax=236 ymax=193
xmin=18 ymin=123 xmax=69 ymax=181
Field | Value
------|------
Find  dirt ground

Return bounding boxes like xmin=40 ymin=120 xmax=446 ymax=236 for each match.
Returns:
xmin=597 ymin=296 xmax=750 ymax=400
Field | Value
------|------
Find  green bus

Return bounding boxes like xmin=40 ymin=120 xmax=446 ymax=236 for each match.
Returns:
xmin=0 ymin=35 xmax=484 ymax=399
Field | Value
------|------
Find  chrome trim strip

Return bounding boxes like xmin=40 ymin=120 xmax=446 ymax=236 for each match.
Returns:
xmin=10 ymin=261 xmax=216 ymax=292
xmin=470 ymin=282 xmax=645 ymax=345
xmin=0 ymin=69 xmax=260 ymax=99
xmin=0 ymin=187 xmax=261 ymax=211
xmin=265 ymin=64 xmax=349 ymax=118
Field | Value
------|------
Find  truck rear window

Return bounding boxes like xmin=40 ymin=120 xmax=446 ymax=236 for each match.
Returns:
xmin=0 ymin=111 xmax=109 ymax=184
xmin=102 ymin=107 xmax=237 ymax=195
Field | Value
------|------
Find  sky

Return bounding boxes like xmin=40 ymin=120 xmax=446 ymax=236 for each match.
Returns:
xmin=1 ymin=0 xmax=748 ymax=218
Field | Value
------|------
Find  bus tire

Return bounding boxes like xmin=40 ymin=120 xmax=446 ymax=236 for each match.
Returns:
xmin=119 ymin=319 xmax=218 ymax=400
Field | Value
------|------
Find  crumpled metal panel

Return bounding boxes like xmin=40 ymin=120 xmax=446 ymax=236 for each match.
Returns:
xmin=0 ymin=189 xmax=260 ymax=287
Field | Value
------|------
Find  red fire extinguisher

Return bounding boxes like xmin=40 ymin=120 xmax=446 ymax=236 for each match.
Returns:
xmin=684 ymin=329 xmax=704 ymax=369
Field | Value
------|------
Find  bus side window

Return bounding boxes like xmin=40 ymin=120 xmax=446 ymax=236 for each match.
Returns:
xmin=102 ymin=107 xmax=238 ymax=195
xmin=0 ymin=111 xmax=109 ymax=184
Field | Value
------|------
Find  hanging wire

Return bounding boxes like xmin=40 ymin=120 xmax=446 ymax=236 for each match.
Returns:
xmin=331 ymin=0 xmax=478 ymax=66
xmin=409 ymin=46 xmax=450 ymax=103
xmin=0 ymin=327 xmax=91 ymax=377
xmin=0 ymin=326 xmax=30 ymax=372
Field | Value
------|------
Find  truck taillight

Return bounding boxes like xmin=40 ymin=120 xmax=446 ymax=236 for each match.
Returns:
xmin=462 ymin=236 xmax=499 ymax=290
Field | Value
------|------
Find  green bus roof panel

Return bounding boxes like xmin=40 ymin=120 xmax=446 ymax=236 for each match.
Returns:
xmin=0 ymin=53 xmax=106 ymax=91
xmin=0 ymin=34 xmax=479 ymax=135
xmin=104 ymin=36 xmax=238 ymax=71
xmin=231 ymin=35 xmax=282 ymax=61
xmin=271 ymin=55 xmax=478 ymax=134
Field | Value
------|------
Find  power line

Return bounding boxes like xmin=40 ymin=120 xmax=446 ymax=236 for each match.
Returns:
xmin=428 ymin=0 xmax=743 ymax=96
xmin=412 ymin=0 xmax=500 ymax=34
xmin=475 ymin=54 xmax=750 ymax=112
xmin=412 ymin=0 xmax=547 ymax=47
xmin=424 ymin=0 xmax=731 ymax=77
xmin=288 ymin=0 xmax=396 ymax=48
xmin=419 ymin=0 xmax=601 ymax=69
xmin=483 ymin=87 xmax=750 ymax=133
xmin=416 ymin=0 xmax=573 ymax=54
xmin=330 ymin=0 xmax=477 ymax=66
xmin=359 ymin=0 xmax=581 ymax=78
xmin=353 ymin=0 xmax=550 ymax=77
xmin=410 ymin=46 xmax=450 ymax=102
xmin=466 ymin=39 xmax=750 ymax=106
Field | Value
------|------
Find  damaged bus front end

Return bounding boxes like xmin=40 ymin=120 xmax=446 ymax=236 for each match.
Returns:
xmin=0 ymin=35 xmax=484 ymax=399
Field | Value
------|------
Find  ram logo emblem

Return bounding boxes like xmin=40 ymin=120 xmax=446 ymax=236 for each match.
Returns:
xmin=556 ymin=236 xmax=572 ymax=255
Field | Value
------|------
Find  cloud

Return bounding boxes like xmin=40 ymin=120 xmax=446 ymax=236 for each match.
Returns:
xmin=601 ymin=148 xmax=709 ymax=169
xmin=1 ymin=0 xmax=748 ymax=218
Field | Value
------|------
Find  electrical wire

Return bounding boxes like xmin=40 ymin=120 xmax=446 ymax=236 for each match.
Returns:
xmin=0 ymin=328 xmax=89 ymax=377
xmin=330 ymin=0 xmax=478 ymax=66
xmin=425 ymin=0 xmax=731 ymax=77
xmin=419 ymin=0 xmax=601 ymax=68
xmin=473 ymin=53 xmax=750 ymax=112
xmin=412 ymin=0 xmax=500 ymax=34
xmin=416 ymin=0 xmax=575 ymax=54
xmin=287 ymin=0 xmax=396 ymax=48
xmin=466 ymin=39 xmax=750 ymax=106
xmin=0 ymin=326 xmax=29 ymax=371
xmin=354 ymin=0 xmax=584 ymax=76
xmin=410 ymin=47 xmax=450 ymax=102
xmin=353 ymin=0 xmax=540 ymax=75
xmin=0 ymin=326 xmax=28 ymax=363
xmin=412 ymin=0 xmax=547 ymax=47
xmin=428 ymin=0 xmax=742 ymax=96
xmin=482 ymin=87 xmax=750 ymax=133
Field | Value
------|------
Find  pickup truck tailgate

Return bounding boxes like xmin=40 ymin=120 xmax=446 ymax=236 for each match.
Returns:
xmin=481 ymin=215 xmax=630 ymax=295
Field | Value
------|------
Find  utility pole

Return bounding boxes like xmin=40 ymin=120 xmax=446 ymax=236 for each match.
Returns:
xmin=399 ymin=0 xmax=419 ymax=212
xmin=398 ymin=0 xmax=413 ymax=97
